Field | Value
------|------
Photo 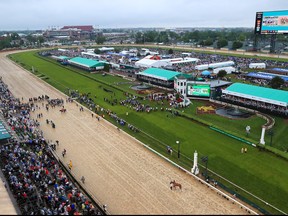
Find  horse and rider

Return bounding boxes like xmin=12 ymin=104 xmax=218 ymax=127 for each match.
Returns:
xmin=60 ymin=107 xmax=67 ymax=113
xmin=170 ymin=180 xmax=182 ymax=190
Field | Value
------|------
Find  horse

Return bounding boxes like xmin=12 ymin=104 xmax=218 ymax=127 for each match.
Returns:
xmin=60 ymin=108 xmax=66 ymax=113
xmin=170 ymin=180 xmax=182 ymax=190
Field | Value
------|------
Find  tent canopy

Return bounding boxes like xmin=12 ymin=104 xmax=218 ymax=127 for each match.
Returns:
xmin=201 ymin=70 xmax=211 ymax=76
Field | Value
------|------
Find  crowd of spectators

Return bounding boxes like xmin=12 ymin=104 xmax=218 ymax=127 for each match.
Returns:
xmin=0 ymin=79 xmax=104 ymax=215
xmin=120 ymin=96 xmax=154 ymax=113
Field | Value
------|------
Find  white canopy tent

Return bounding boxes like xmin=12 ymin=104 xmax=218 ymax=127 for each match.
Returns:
xmin=249 ymin=63 xmax=266 ymax=69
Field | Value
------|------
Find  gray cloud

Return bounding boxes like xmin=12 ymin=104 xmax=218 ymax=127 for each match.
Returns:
xmin=0 ymin=0 xmax=287 ymax=30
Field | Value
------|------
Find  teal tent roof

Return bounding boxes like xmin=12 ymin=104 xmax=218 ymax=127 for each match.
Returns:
xmin=224 ymin=83 xmax=288 ymax=106
xmin=0 ymin=122 xmax=11 ymax=140
xmin=68 ymin=57 xmax=104 ymax=68
xmin=138 ymin=68 xmax=181 ymax=81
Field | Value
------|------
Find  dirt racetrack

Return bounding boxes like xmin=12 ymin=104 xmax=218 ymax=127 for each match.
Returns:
xmin=0 ymin=51 xmax=254 ymax=215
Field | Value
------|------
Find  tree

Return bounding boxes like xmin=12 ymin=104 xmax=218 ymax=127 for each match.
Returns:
xmin=26 ymin=34 xmax=37 ymax=44
xmin=94 ymin=49 xmax=101 ymax=54
xmin=238 ymin=33 xmax=246 ymax=42
xmin=270 ymin=76 xmax=284 ymax=89
xmin=157 ymin=31 xmax=169 ymax=44
xmin=103 ymin=63 xmax=110 ymax=72
xmin=11 ymin=33 xmax=20 ymax=40
xmin=217 ymin=38 xmax=228 ymax=48
xmin=37 ymin=36 xmax=45 ymax=45
xmin=143 ymin=31 xmax=158 ymax=42
xmin=96 ymin=36 xmax=106 ymax=44
xmin=232 ymin=41 xmax=243 ymax=50
xmin=217 ymin=70 xmax=227 ymax=79
xmin=0 ymin=37 xmax=11 ymax=50
xmin=204 ymin=38 xmax=213 ymax=46
xmin=199 ymin=40 xmax=205 ymax=46
xmin=114 ymin=48 xmax=121 ymax=53
xmin=135 ymin=32 xmax=143 ymax=44
xmin=168 ymin=48 xmax=173 ymax=55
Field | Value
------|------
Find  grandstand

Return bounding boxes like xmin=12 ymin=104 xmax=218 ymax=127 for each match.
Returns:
xmin=68 ymin=57 xmax=105 ymax=71
xmin=137 ymin=68 xmax=181 ymax=88
xmin=221 ymin=83 xmax=288 ymax=115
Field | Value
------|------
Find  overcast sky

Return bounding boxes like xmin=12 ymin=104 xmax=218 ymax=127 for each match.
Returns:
xmin=0 ymin=0 xmax=287 ymax=30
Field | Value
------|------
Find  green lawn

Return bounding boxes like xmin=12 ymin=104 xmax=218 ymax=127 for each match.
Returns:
xmin=8 ymin=50 xmax=288 ymax=214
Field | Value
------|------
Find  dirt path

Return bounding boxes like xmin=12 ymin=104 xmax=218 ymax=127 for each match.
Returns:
xmin=0 ymin=51 xmax=253 ymax=215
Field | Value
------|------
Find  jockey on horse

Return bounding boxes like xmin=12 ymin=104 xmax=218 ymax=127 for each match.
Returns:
xmin=170 ymin=180 xmax=182 ymax=190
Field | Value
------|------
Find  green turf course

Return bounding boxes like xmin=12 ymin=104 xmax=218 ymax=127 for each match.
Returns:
xmin=9 ymin=50 xmax=288 ymax=214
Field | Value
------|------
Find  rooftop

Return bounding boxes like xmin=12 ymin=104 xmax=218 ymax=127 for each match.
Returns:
xmin=224 ymin=83 xmax=288 ymax=105
xmin=138 ymin=68 xmax=181 ymax=81
xmin=68 ymin=57 xmax=104 ymax=68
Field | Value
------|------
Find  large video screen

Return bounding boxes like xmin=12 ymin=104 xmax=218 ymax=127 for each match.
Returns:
xmin=255 ymin=10 xmax=288 ymax=34
xmin=187 ymin=84 xmax=210 ymax=97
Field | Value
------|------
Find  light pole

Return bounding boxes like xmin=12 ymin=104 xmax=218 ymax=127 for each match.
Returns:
xmin=176 ymin=141 xmax=180 ymax=159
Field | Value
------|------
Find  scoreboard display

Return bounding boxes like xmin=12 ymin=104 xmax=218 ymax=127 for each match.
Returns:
xmin=187 ymin=84 xmax=210 ymax=97
xmin=255 ymin=10 xmax=288 ymax=34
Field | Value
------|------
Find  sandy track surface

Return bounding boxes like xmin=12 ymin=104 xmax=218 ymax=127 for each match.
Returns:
xmin=0 ymin=181 xmax=17 ymax=215
xmin=0 ymin=51 xmax=251 ymax=215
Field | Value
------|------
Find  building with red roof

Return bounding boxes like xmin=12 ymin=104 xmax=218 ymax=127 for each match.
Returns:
xmin=61 ymin=25 xmax=94 ymax=32
xmin=44 ymin=25 xmax=97 ymax=40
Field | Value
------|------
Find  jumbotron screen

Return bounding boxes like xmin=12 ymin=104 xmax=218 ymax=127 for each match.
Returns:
xmin=187 ymin=84 xmax=210 ymax=97
xmin=255 ymin=10 xmax=288 ymax=34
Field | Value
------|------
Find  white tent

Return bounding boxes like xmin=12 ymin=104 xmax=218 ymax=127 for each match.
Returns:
xmin=195 ymin=64 xmax=209 ymax=70
xmin=135 ymin=58 xmax=168 ymax=68
xmin=58 ymin=48 xmax=68 ymax=52
xmin=213 ymin=67 xmax=236 ymax=74
xmin=98 ymin=47 xmax=114 ymax=52
xmin=168 ymin=58 xmax=199 ymax=66
xmin=81 ymin=52 xmax=101 ymax=58
xmin=195 ymin=61 xmax=234 ymax=70
xmin=249 ymin=63 xmax=266 ymax=69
